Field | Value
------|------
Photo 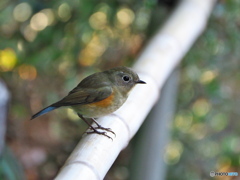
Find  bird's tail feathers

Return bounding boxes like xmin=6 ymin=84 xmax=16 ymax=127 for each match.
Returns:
xmin=31 ymin=106 xmax=58 ymax=120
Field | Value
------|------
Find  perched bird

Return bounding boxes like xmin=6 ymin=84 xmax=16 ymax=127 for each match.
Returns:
xmin=31 ymin=66 xmax=146 ymax=138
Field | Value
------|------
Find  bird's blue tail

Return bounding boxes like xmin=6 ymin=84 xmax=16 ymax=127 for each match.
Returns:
xmin=31 ymin=106 xmax=57 ymax=120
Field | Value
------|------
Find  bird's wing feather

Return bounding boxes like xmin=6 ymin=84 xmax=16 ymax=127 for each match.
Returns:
xmin=53 ymin=86 xmax=113 ymax=107
xmin=68 ymin=72 xmax=109 ymax=94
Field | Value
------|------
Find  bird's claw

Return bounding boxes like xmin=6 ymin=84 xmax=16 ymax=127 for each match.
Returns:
xmin=86 ymin=128 xmax=113 ymax=140
xmin=95 ymin=126 xmax=116 ymax=137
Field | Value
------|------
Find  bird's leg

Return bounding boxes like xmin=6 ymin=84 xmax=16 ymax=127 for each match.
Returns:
xmin=77 ymin=114 xmax=112 ymax=140
xmin=91 ymin=118 xmax=116 ymax=137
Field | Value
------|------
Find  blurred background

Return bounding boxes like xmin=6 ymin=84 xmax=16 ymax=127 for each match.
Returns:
xmin=0 ymin=0 xmax=239 ymax=179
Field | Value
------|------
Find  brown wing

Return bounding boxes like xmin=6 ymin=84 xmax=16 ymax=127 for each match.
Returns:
xmin=68 ymin=72 xmax=110 ymax=94
xmin=52 ymin=86 xmax=113 ymax=107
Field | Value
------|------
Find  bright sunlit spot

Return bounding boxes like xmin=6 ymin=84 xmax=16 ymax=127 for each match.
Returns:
xmin=17 ymin=41 xmax=24 ymax=51
xmin=174 ymin=111 xmax=193 ymax=133
xmin=58 ymin=3 xmax=71 ymax=22
xmin=23 ymin=25 xmax=37 ymax=42
xmin=116 ymin=8 xmax=135 ymax=28
xmin=200 ymin=70 xmax=218 ymax=84
xmin=0 ymin=48 xmax=17 ymax=72
xmin=41 ymin=9 xmax=56 ymax=26
xmin=30 ymin=12 xmax=48 ymax=31
xmin=164 ymin=141 xmax=183 ymax=165
xmin=192 ymin=98 xmax=211 ymax=117
xmin=13 ymin=2 xmax=32 ymax=22
xmin=89 ymin=11 xmax=107 ymax=30
xmin=18 ymin=64 xmax=37 ymax=81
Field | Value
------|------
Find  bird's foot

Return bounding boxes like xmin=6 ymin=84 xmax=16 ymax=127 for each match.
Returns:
xmin=95 ymin=125 xmax=116 ymax=137
xmin=86 ymin=128 xmax=113 ymax=140
xmin=91 ymin=118 xmax=116 ymax=137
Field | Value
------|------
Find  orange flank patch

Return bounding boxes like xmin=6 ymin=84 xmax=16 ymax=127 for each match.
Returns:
xmin=88 ymin=93 xmax=114 ymax=107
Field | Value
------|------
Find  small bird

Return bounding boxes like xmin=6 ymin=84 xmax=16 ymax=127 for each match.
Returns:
xmin=31 ymin=66 xmax=146 ymax=139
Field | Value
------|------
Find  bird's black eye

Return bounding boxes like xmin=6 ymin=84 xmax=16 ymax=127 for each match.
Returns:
xmin=122 ymin=75 xmax=131 ymax=82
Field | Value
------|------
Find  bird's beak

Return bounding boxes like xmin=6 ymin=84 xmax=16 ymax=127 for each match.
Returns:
xmin=136 ymin=80 xmax=146 ymax=84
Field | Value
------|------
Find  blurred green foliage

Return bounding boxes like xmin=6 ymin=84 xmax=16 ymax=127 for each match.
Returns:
xmin=167 ymin=0 xmax=240 ymax=179
xmin=0 ymin=0 xmax=239 ymax=179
